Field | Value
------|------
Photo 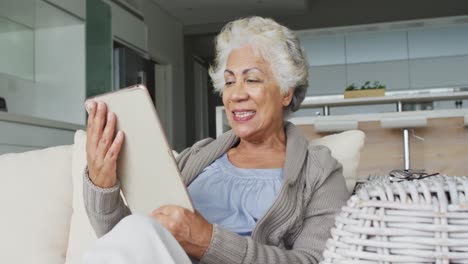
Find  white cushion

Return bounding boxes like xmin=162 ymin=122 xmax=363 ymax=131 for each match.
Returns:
xmin=0 ymin=146 xmax=73 ymax=264
xmin=312 ymin=130 xmax=365 ymax=193
xmin=65 ymin=130 xmax=97 ymax=264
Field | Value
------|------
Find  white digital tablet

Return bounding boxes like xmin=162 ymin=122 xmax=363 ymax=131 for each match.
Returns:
xmin=85 ymin=85 xmax=194 ymax=214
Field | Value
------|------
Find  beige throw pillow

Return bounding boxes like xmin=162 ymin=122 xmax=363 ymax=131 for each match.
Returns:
xmin=311 ymin=130 xmax=365 ymax=193
xmin=0 ymin=146 xmax=73 ymax=264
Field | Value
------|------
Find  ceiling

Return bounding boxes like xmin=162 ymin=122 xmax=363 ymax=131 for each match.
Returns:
xmin=150 ymin=0 xmax=468 ymax=36
xmin=150 ymin=0 xmax=309 ymax=25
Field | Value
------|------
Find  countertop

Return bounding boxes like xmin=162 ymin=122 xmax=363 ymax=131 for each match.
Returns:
xmin=0 ymin=112 xmax=85 ymax=131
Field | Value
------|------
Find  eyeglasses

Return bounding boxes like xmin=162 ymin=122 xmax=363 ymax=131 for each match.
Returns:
xmin=388 ymin=169 xmax=439 ymax=182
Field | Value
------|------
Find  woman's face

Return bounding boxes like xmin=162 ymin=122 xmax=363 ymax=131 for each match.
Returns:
xmin=222 ymin=46 xmax=293 ymax=141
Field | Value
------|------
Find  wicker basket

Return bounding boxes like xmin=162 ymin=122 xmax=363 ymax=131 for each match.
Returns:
xmin=321 ymin=175 xmax=468 ymax=264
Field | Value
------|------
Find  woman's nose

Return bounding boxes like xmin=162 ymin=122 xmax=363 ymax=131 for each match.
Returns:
xmin=228 ymin=81 xmax=249 ymax=102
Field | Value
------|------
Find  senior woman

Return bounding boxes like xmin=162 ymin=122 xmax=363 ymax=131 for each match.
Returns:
xmin=83 ymin=16 xmax=348 ymax=264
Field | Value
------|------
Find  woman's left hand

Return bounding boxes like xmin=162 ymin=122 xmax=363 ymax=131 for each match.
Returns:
xmin=150 ymin=205 xmax=213 ymax=259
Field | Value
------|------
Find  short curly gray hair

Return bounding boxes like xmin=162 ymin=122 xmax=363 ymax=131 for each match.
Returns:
xmin=209 ymin=16 xmax=309 ymax=112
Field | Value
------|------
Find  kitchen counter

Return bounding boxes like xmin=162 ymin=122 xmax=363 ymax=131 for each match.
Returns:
xmin=300 ymin=89 xmax=468 ymax=109
xmin=0 ymin=112 xmax=85 ymax=131
xmin=289 ymin=108 xmax=468 ymax=125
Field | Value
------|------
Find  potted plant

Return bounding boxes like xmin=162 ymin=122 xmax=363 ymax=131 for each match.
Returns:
xmin=344 ymin=81 xmax=386 ymax=98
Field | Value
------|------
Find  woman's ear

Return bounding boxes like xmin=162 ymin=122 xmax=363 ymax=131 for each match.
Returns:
xmin=282 ymin=88 xmax=295 ymax=107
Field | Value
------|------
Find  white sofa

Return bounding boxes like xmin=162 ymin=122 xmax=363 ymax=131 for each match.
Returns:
xmin=0 ymin=130 xmax=364 ymax=264
xmin=0 ymin=131 xmax=95 ymax=264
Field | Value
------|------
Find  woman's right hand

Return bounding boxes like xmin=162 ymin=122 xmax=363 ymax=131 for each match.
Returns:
xmin=85 ymin=101 xmax=125 ymax=188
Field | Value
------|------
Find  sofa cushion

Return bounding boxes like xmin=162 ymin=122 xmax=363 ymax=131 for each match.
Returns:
xmin=0 ymin=145 xmax=73 ymax=264
xmin=65 ymin=130 xmax=97 ymax=264
xmin=311 ymin=130 xmax=365 ymax=193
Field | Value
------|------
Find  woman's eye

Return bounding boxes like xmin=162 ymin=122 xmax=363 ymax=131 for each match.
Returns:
xmin=225 ymin=81 xmax=234 ymax=86
xmin=247 ymin=79 xmax=259 ymax=83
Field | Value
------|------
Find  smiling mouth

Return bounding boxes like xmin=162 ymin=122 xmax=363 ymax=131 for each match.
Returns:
xmin=232 ymin=110 xmax=256 ymax=122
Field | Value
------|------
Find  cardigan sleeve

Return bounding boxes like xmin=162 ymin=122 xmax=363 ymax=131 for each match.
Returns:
xmin=83 ymin=167 xmax=131 ymax=237
xmin=200 ymin=147 xmax=349 ymax=264
xmin=291 ymin=147 xmax=349 ymax=261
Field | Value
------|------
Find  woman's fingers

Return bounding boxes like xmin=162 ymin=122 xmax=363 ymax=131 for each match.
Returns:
xmin=150 ymin=205 xmax=213 ymax=259
xmin=85 ymin=101 xmax=97 ymax=154
xmin=104 ymin=130 xmax=124 ymax=162
xmin=151 ymin=208 xmax=182 ymax=234
xmin=92 ymin=102 xmax=107 ymax=146
xmin=86 ymin=101 xmax=107 ymax=157
xmin=96 ymin=131 xmax=124 ymax=188
xmin=86 ymin=101 xmax=97 ymax=129
xmin=152 ymin=213 xmax=171 ymax=228
xmin=154 ymin=205 xmax=184 ymax=215
xmin=89 ymin=130 xmax=124 ymax=189
xmin=84 ymin=100 xmax=124 ymax=189
xmin=94 ymin=102 xmax=107 ymax=138
xmin=96 ymin=112 xmax=116 ymax=161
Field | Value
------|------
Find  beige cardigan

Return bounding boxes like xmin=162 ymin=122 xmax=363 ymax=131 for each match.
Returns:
xmin=83 ymin=122 xmax=349 ymax=264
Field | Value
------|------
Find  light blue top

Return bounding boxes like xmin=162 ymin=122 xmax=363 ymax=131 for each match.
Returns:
xmin=188 ymin=153 xmax=284 ymax=237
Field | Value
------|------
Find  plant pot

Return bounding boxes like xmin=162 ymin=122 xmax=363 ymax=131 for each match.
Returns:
xmin=344 ymin=89 xmax=385 ymax=99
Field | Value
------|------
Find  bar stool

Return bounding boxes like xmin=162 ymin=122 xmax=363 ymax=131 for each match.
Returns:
xmin=314 ymin=120 xmax=358 ymax=133
xmin=380 ymin=116 xmax=427 ymax=170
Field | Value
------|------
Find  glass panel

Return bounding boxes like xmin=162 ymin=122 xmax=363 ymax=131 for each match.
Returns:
xmin=409 ymin=55 xmax=468 ymax=89
xmin=301 ymin=35 xmax=345 ymax=66
xmin=408 ymin=24 xmax=468 ymax=59
xmin=308 ymin=65 xmax=347 ymax=96
xmin=0 ymin=16 xmax=34 ymax=80
xmin=347 ymin=60 xmax=410 ymax=91
xmin=346 ymin=31 xmax=408 ymax=63
xmin=86 ymin=0 xmax=112 ymax=97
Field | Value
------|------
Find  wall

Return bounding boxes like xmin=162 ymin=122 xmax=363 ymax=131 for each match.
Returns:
xmin=184 ymin=34 xmax=218 ymax=141
xmin=141 ymin=0 xmax=186 ymax=151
